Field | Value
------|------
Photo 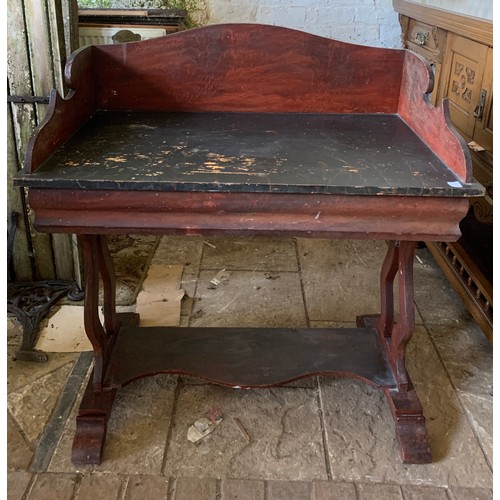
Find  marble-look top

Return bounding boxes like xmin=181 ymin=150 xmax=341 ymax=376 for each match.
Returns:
xmin=17 ymin=111 xmax=483 ymax=197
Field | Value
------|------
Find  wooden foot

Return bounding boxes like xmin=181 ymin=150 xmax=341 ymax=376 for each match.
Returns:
xmin=72 ymin=414 xmax=109 ymax=465
xmin=71 ymin=374 xmax=117 ymax=465
xmin=384 ymin=388 xmax=431 ymax=464
xmin=359 ymin=314 xmax=432 ymax=463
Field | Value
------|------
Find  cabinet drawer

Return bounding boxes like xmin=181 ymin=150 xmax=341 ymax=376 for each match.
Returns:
xmin=407 ymin=19 xmax=443 ymax=61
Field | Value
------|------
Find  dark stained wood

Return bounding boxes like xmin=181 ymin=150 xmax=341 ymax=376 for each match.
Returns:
xmin=358 ymin=242 xmax=416 ymax=392
xmin=388 ymin=241 xmax=416 ymax=391
xmin=19 ymin=23 xmax=475 ymax=186
xmin=384 ymin=388 xmax=432 ymax=464
xmin=23 ymin=46 xmax=95 ymax=174
xmin=13 ymin=24 xmax=486 ymax=466
xmin=78 ymin=235 xmax=108 ymax=391
xmin=105 ymin=326 xmax=396 ymax=389
xmin=358 ymin=313 xmax=431 ymax=463
xmin=96 ymin=236 xmax=120 ymax=338
xmin=28 ymin=188 xmax=470 ymax=242
xmin=376 ymin=241 xmax=399 ymax=338
xmin=71 ymin=372 xmax=116 ymax=466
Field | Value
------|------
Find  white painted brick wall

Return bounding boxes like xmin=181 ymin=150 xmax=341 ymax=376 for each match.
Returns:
xmin=205 ymin=0 xmax=403 ymax=48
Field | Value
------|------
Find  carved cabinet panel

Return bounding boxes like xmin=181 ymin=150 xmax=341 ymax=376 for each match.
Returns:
xmin=441 ymin=34 xmax=490 ymax=147
xmin=394 ymin=0 xmax=493 ymax=342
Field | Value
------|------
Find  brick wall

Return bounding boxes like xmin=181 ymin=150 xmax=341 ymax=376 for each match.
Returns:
xmin=204 ymin=0 xmax=403 ymax=48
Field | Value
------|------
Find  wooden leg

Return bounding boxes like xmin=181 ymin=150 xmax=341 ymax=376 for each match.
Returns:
xmin=389 ymin=241 xmax=416 ymax=392
xmin=72 ymin=235 xmax=139 ymax=466
xmin=360 ymin=240 xmax=416 ymax=390
xmin=376 ymin=240 xmax=399 ymax=338
xmin=356 ymin=240 xmax=399 ymax=336
xmin=71 ymin=371 xmax=117 ymax=466
xmin=359 ymin=240 xmax=431 ymax=463
xmin=96 ymin=235 xmax=120 ymax=338
xmin=78 ymin=235 xmax=107 ymax=391
xmin=384 ymin=388 xmax=431 ymax=463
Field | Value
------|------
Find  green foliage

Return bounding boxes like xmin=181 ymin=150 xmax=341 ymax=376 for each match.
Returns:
xmin=78 ymin=0 xmax=112 ymax=7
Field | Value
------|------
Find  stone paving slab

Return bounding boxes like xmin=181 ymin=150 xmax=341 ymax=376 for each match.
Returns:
xmin=267 ymin=479 xmax=313 ymax=499
xmin=319 ymin=325 xmax=492 ymax=488
xmin=123 ymin=475 xmax=169 ymax=500
xmin=297 ymin=239 xmax=424 ymax=324
xmin=7 ymin=471 xmax=33 ymax=500
xmin=172 ymin=477 xmax=217 ymax=500
xmin=7 ymin=413 xmax=33 ymax=471
xmin=313 ymin=481 xmax=357 ymax=499
xmin=163 ymin=384 xmax=328 ymax=481
xmin=448 ymin=487 xmax=493 ymax=500
xmin=190 ymin=270 xmax=307 ymax=328
xmin=222 ymin=478 xmax=265 ymax=499
xmin=26 ymin=473 xmax=77 ymax=500
xmin=413 ymin=248 xmax=473 ymax=327
xmin=400 ymin=484 xmax=450 ymax=500
xmin=8 ymin=362 xmax=74 ymax=446
xmin=356 ymin=483 xmax=403 ymax=499
xmin=152 ymin=235 xmax=204 ymax=269
xmin=427 ymin=323 xmax=493 ymax=468
xmin=200 ymin=236 xmax=298 ymax=272
xmin=74 ymin=474 xmax=123 ymax=500
xmin=49 ymin=375 xmax=178 ymax=475
xmin=7 ymin=474 xmax=495 ymax=500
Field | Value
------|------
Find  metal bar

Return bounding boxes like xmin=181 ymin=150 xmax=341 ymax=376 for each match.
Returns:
xmin=7 ymin=95 xmax=50 ymax=104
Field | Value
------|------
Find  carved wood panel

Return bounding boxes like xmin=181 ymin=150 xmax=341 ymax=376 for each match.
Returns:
xmin=442 ymin=34 xmax=488 ymax=141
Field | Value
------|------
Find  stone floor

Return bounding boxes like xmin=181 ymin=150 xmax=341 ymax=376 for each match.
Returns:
xmin=7 ymin=236 xmax=493 ymax=500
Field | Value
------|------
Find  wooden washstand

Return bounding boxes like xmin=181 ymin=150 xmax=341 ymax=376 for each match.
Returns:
xmin=15 ymin=24 xmax=483 ymax=465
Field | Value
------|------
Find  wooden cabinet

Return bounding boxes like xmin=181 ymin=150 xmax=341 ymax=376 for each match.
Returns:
xmin=394 ymin=0 xmax=493 ymax=341
xmin=441 ymin=35 xmax=492 ymax=149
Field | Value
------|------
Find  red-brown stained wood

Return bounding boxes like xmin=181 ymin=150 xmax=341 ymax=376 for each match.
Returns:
xmin=398 ymin=51 xmax=471 ymax=182
xmin=22 ymin=24 xmax=473 ymax=186
xmin=15 ymin=24 xmax=482 ymax=466
xmin=91 ymin=24 xmax=405 ymax=114
xmin=28 ymin=189 xmax=469 ymax=241
xmin=24 ymin=46 xmax=96 ymax=173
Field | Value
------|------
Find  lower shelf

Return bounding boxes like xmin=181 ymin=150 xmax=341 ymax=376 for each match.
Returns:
xmin=104 ymin=326 xmax=397 ymax=389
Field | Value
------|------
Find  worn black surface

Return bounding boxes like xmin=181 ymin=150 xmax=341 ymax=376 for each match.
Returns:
xmin=16 ymin=111 xmax=483 ymax=197
xmin=106 ymin=326 xmax=396 ymax=388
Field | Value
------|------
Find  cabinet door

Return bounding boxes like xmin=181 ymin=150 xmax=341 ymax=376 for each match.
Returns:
xmin=441 ymin=34 xmax=488 ymax=141
xmin=472 ymin=47 xmax=493 ymax=152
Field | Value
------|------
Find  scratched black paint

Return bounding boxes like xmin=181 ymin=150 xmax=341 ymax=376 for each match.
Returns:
xmin=16 ymin=111 xmax=482 ymax=197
